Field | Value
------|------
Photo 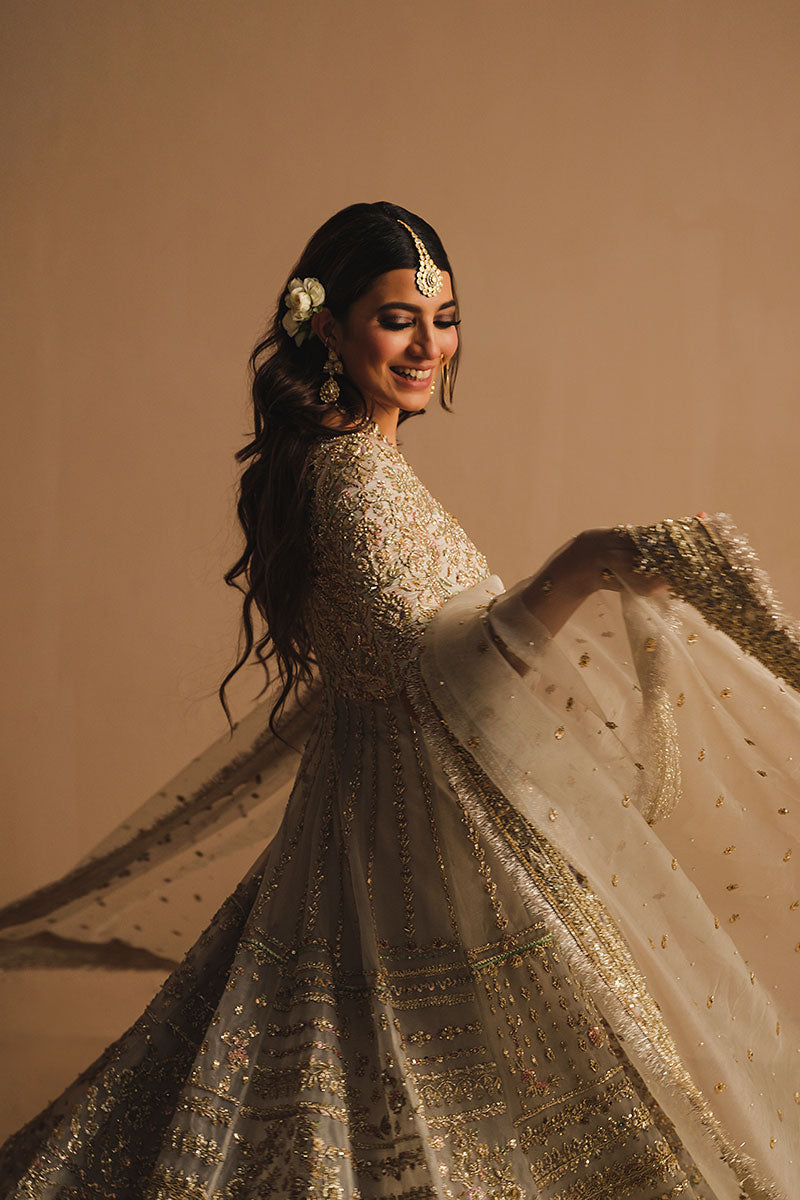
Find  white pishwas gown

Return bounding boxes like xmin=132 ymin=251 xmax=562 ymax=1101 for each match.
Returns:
xmin=0 ymin=423 xmax=797 ymax=1199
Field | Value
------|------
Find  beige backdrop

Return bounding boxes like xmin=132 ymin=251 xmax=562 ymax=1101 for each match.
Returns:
xmin=2 ymin=0 xmax=799 ymax=1140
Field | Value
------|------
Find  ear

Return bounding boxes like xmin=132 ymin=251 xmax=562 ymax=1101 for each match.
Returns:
xmin=311 ymin=307 xmax=340 ymax=349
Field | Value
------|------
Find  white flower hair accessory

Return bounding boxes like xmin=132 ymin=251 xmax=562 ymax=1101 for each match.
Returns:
xmin=281 ymin=276 xmax=326 ymax=346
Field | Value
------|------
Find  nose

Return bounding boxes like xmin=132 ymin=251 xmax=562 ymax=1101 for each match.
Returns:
xmin=411 ymin=318 xmax=439 ymax=359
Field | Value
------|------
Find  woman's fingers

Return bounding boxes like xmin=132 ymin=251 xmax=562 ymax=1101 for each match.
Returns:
xmin=565 ymin=527 xmax=669 ymax=598
xmin=595 ymin=530 xmax=668 ymax=594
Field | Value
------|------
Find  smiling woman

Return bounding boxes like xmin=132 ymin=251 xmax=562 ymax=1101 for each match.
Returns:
xmin=312 ymin=269 xmax=461 ymax=433
xmin=216 ymin=203 xmax=467 ymax=738
xmin=0 ymin=203 xmax=798 ymax=1200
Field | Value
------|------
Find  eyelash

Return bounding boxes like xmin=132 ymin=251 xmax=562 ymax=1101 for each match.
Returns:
xmin=380 ymin=318 xmax=461 ymax=331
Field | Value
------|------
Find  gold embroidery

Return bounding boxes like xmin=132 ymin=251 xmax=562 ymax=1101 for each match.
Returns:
xmin=622 ymin=514 xmax=800 ymax=694
xmin=403 ymin=1020 xmax=483 ymax=1046
xmin=425 ymin=1100 xmax=509 ymax=1130
xmin=517 ymin=1068 xmax=635 ymax=1139
xmin=307 ymin=428 xmax=489 ymax=699
xmin=167 ymin=1128 xmax=224 ymax=1165
xmin=446 ymin=1128 xmax=525 ymax=1200
xmin=529 ymin=1103 xmax=654 ymax=1188
xmin=414 ymin=1061 xmax=504 ymax=1109
xmin=624 ymin=600 xmax=682 ymax=823
xmin=251 ymin=1056 xmax=349 ymax=1101
xmin=177 ymin=1094 xmax=234 ymax=1127
xmin=388 ymin=705 xmax=416 ymax=941
xmin=549 ymin=1138 xmax=686 ymax=1200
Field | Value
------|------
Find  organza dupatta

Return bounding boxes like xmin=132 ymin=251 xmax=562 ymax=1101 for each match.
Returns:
xmin=0 ymin=689 xmax=321 ymax=968
xmin=411 ymin=515 xmax=799 ymax=1198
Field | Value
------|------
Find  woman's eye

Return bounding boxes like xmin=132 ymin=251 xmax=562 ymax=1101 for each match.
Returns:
xmin=379 ymin=317 xmax=461 ymax=331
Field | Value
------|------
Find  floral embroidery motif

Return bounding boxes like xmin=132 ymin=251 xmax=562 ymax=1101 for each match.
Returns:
xmin=307 ymin=428 xmax=489 ymax=698
xmin=220 ymin=1024 xmax=259 ymax=1072
xmin=445 ymin=1129 xmax=525 ymax=1200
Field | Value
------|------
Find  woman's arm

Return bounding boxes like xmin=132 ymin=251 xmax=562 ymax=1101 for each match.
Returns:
xmin=483 ymin=528 xmax=665 ymax=681
xmin=519 ymin=527 xmax=666 ymax=636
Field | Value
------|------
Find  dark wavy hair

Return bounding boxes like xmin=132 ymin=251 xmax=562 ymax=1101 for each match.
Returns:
xmin=219 ymin=202 xmax=460 ymax=734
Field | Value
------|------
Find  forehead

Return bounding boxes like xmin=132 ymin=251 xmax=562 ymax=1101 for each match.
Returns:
xmin=358 ymin=268 xmax=454 ymax=309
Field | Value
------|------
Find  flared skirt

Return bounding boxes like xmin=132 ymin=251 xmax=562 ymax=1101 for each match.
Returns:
xmin=0 ymin=693 xmax=734 ymax=1199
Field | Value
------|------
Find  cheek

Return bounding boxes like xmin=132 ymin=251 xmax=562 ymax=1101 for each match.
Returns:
xmin=347 ymin=330 xmax=397 ymax=373
xmin=440 ymin=327 xmax=459 ymax=360
xmin=370 ymin=330 xmax=406 ymax=367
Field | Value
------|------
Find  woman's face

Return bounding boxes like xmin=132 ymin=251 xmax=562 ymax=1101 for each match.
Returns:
xmin=327 ymin=268 xmax=459 ymax=420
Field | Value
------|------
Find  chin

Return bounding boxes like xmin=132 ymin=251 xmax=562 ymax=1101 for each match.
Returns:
xmin=399 ymin=397 xmax=432 ymax=415
xmin=370 ymin=394 xmax=431 ymax=422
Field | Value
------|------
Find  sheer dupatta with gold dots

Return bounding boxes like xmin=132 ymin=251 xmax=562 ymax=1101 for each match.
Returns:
xmin=410 ymin=514 xmax=799 ymax=1198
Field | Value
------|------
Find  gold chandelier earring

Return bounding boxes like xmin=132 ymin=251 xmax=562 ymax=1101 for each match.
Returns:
xmin=320 ymin=342 xmax=343 ymax=405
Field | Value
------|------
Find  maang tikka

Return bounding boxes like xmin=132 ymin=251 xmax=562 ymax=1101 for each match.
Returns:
xmin=396 ymin=219 xmax=443 ymax=298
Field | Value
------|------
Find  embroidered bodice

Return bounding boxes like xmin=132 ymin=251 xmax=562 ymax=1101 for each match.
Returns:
xmin=306 ymin=424 xmax=490 ymax=698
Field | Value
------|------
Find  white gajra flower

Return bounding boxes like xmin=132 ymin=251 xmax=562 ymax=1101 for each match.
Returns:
xmin=281 ymin=276 xmax=326 ymax=346
xmin=285 ymin=285 xmax=311 ymax=319
xmin=281 ymin=310 xmax=302 ymax=339
xmin=304 ymin=277 xmax=325 ymax=307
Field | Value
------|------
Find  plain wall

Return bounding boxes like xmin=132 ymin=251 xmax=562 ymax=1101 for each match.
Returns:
xmin=1 ymin=0 xmax=799 ymax=1140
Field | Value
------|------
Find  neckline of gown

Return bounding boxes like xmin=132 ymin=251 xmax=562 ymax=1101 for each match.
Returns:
xmin=317 ymin=419 xmax=400 ymax=453
xmin=366 ymin=419 xmax=399 ymax=451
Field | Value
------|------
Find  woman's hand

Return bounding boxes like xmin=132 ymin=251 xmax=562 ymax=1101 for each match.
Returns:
xmin=520 ymin=527 xmax=667 ymax=636
xmin=567 ymin=527 xmax=669 ymax=598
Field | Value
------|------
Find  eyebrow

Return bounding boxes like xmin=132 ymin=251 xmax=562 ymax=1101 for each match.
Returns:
xmin=377 ymin=300 xmax=457 ymax=313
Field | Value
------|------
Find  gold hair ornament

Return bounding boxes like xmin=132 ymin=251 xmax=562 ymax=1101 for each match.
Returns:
xmin=396 ymin=219 xmax=443 ymax=298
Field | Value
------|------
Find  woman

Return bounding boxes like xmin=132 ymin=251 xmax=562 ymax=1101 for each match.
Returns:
xmin=0 ymin=202 xmax=797 ymax=1199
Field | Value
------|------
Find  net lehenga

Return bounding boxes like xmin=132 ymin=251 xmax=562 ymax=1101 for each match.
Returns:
xmin=0 ymin=424 xmax=797 ymax=1199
